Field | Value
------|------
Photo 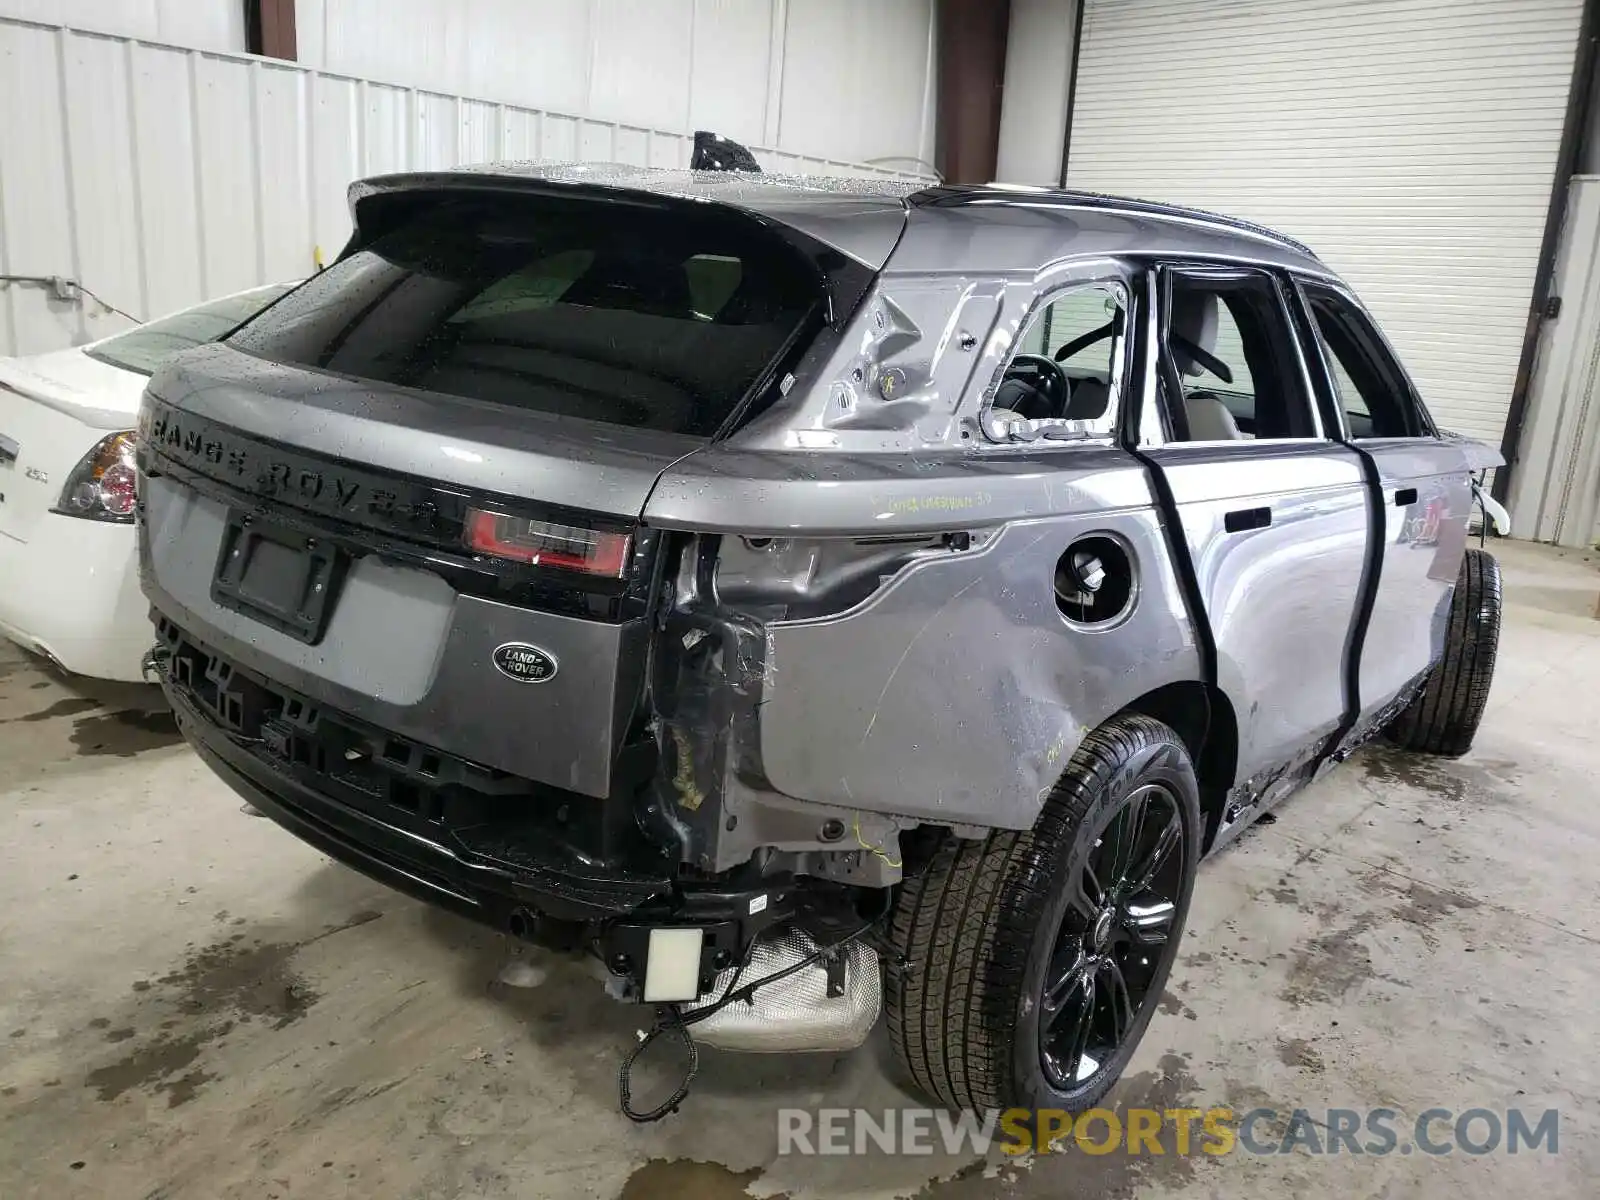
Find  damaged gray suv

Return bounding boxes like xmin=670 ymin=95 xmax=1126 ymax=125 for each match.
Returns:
xmin=136 ymin=165 xmax=1504 ymax=1119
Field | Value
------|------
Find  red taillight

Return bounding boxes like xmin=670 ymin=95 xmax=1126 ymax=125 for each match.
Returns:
xmin=98 ymin=461 xmax=138 ymax=516
xmin=463 ymin=508 xmax=632 ymax=577
xmin=57 ymin=431 xmax=138 ymax=522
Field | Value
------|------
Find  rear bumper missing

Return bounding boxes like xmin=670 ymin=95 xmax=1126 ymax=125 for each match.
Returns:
xmin=154 ymin=613 xmax=801 ymax=999
xmin=153 ymin=612 xmax=677 ymax=923
xmin=175 ymin=693 xmax=499 ymax=920
xmin=164 ymin=674 xmax=671 ymax=925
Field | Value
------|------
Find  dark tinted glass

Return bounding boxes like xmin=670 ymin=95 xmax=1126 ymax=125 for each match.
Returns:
xmin=229 ymin=196 xmax=821 ymax=437
xmin=1303 ymin=285 xmax=1429 ymax=438
xmin=85 ymin=283 xmax=292 ymax=376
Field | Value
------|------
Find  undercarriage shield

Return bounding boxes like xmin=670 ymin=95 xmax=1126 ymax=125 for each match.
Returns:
xmin=686 ymin=930 xmax=881 ymax=1053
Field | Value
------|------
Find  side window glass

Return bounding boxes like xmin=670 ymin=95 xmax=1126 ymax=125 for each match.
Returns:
xmin=1303 ymin=285 xmax=1428 ymax=438
xmin=1160 ymin=272 xmax=1317 ymax=442
xmin=1326 ymin=353 xmax=1372 ymax=428
xmin=986 ymin=282 xmax=1126 ymax=443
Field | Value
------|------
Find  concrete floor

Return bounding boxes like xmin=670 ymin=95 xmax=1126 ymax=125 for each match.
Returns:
xmin=2 ymin=538 xmax=1597 ymax=1199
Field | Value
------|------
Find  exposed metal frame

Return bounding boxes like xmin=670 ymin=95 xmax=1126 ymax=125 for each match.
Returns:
xmin=976 ymin=273 xmax=1134 ymax=446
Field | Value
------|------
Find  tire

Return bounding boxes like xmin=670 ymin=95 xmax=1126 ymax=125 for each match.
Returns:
xmin=1386 ymin=548 xmax=1502 ymax=758
xmin=884 ymin=714 xmax=1202 ymax=1112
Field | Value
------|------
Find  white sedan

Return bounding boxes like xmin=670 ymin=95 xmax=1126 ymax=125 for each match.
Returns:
xmin=0 ymin=283 xmax=293 ymax=680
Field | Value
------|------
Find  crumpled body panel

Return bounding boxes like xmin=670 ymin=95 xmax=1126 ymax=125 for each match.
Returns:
xmin=757 ymin=506 xmax=1201 ymax=830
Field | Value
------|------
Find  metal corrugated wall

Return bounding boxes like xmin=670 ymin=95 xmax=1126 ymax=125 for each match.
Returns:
xmin=0 ymin=1 xmax=941 ymax=170
xmin=298 ymin=0 xmax=940 ymax=169
xmin=0 ymin=14 xmax=932 ymax=359
xmin=0 ymin=0 xmax=244 ymax=51
xmin=1065 ymin=0 xmax=1584 ymax=448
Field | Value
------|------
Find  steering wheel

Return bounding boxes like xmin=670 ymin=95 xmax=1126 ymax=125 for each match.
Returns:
xmin=1001 ymin=354 xmax=1072 ymax=419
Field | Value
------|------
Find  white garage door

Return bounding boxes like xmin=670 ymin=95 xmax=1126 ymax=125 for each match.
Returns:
xmin=1065 ymin=0 xmax=1583 ymax=446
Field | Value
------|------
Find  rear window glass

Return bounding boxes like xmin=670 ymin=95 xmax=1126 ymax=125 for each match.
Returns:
xmin=228 ymin=196 xmax=822 ymax=437
xmin=85 ymin=283 xmax=293 ymax=376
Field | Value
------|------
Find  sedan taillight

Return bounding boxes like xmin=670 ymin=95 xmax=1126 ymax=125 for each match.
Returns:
xmin=55 ymin=431 xmax=138 ymax=522
xmin=463 ymin=508 xmax=632 ymax=577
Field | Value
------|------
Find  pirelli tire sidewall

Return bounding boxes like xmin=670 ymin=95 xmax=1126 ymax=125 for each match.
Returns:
xmin=1006 ymin=721 xmax=1202 ymax=1112
xmin=1387 ymin=548 xmax=1503 ymax=758
xmin=883 ymin=714 xmax=1202 ymax=1113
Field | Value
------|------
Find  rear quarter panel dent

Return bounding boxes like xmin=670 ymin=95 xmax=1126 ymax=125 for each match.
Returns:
xmin=757 ymin=507 xmax=1201 ymax=829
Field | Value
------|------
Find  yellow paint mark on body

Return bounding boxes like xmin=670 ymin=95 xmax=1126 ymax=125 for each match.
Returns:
xmin=881 ymin=491 xmax=993 ymax=518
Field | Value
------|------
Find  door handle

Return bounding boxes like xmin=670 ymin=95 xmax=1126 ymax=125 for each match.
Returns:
xmin=1223 ymin=506 xmax=1272 ymax=532
xmin=1393 ymin=487 xmax=1418 ymax=506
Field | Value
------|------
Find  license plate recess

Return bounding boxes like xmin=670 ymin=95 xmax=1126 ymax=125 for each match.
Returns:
xmin=211 ymin=513 xmax=347 ymax=644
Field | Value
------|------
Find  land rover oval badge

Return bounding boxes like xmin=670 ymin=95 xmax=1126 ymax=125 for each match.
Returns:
xmin=492 ymin=643 xmax=558 ymax=683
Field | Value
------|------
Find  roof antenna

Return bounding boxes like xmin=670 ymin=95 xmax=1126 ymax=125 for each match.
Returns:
xmin=691 ymin=131 xmax=762 ymax=173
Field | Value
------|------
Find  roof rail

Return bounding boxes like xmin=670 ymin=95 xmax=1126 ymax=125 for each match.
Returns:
xmin=906 ymin=184 xmax=1319 ymax=260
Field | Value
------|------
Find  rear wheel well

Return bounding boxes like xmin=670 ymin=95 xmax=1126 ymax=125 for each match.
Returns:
xmin=1118 ymin=681 xmax=1237 ymax=849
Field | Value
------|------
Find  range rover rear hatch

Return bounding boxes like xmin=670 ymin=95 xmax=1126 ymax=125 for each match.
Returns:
xmin=138 ymin=169 xmax=904 ymax=804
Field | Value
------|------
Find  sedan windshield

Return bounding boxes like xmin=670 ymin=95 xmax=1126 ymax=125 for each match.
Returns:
xmin=85 ymin=283 xmax=294 ymax=376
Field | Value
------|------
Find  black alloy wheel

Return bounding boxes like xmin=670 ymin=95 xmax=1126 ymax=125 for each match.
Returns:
xmin=1037 ymin=782 xmax=1185 ymax=1090
xmin=885 ymin=714 xmax=1201 ymax=1112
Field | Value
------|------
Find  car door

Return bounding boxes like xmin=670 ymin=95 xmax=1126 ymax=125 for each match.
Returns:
xmin=1295 ymin=280 xmax=1472 ymax=723
xmin=1137 ymin=265 xmax=1371 ymax=791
